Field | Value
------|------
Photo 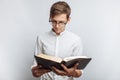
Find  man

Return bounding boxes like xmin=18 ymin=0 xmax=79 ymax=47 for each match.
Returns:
xmin=31 ymin=1 xmax=83 ymax=80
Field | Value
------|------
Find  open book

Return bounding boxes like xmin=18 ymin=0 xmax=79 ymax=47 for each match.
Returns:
xmin=34 ymin=53 xmax=91 ymax=70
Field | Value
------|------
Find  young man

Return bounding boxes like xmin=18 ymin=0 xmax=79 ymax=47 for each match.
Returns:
xmin=31 ymin=1 xmax=83 ymax=80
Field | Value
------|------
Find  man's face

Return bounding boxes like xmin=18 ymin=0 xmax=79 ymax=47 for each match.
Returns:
xmin=50 ymin=14 xmax=70 ymax=35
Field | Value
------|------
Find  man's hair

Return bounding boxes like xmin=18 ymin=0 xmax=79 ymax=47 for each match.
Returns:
xmin=50 ymin=1 xmax=71 ymax=19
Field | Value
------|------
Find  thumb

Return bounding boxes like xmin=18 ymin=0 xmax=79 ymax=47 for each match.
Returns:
xmin=38 ymin=65 xmax=42 ymax=68
xmin=74 ymin=63 xmax=79 ymax=69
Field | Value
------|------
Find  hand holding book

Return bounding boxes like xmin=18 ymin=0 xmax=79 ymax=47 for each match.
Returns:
xmin=51 ymin=63 xmax=82 ymax=77
xmin=32 ymin=65 xmax=51 ymax=77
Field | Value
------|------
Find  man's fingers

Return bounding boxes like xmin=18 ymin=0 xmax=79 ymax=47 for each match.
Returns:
xmin=51 ymin=66 xmax=66 ymax=75
xmin=38 ymin=65 xmax=43 ymax=69
xmin=51 ymin=66 xmax=60 ymax=73
xmin=61 ymin=64 xmax=69 ymax=72
xmin=74 ymin=63 xmax=79 ymax=69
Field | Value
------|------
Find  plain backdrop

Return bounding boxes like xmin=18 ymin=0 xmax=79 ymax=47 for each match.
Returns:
xmin=0 ymin=0 xmax=120 ymax=80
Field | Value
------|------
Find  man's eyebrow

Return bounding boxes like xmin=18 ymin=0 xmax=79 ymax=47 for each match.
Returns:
xmin=51 ymin=20 xmax=57 ymax=21
xmin=51 ymin=19 xmax=66 ymax=22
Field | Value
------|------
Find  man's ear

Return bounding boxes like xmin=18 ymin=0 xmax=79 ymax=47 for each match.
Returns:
xmin=67 ymin=17 xmax=71 ymax=22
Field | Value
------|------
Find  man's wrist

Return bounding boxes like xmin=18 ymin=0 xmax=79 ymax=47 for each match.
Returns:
xmin=74 ymin=70 xmax=82 ymax=77
xmin=68 ymin=70 xmax=81 ymax=77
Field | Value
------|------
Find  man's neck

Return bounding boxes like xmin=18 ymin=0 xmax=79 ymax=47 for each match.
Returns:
xmin=52 ymin=29 xmax=65 ymax=36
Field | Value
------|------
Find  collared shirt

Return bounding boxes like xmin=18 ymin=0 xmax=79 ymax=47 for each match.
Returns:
xmin=32 ymin=30 xmax=83 ymax=80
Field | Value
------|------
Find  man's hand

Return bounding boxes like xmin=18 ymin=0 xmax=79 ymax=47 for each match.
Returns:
xmin=51 ymin=63 xmax=82 ymax=77
xmin=32 ymin=65 xmax=51 ymax=77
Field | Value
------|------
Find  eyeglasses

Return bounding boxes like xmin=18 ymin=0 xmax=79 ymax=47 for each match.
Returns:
xmin=49 ymin=20 xmax=67 ymax=27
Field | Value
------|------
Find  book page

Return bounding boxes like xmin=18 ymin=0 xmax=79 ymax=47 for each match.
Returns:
xmin=37 ymin=53 xmax=63 ymax=63
xmin=63 ymin=56 xmax=89 ymax=62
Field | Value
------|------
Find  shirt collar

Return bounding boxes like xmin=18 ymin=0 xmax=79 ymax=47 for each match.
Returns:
xmin=50 ymin=29 xmax=66 ymax=36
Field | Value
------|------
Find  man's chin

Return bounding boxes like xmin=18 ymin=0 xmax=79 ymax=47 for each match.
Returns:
xmin=55 ymin=31 xmax=61 ymax=35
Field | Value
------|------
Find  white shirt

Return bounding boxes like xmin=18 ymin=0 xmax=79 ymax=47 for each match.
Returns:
xmin=32 ymin=30 xmax=83 ymax=80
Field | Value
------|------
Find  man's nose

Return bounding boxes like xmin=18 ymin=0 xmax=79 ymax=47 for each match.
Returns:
xmin=55 ymin=23 xmax=59 ymax=28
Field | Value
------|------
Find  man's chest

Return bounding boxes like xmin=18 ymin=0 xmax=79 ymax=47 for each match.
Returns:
xmin=41 ymin=37 xmax=75 ymax=58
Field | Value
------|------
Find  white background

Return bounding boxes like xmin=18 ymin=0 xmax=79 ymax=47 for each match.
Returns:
xmin=0 ymin=0 xmax=120 ymax=80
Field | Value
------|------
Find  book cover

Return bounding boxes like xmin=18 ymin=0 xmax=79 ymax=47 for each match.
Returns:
xmin=34 ymin=54 xmax=92 ymax=70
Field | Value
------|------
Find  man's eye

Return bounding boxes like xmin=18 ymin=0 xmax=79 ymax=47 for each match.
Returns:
xmin=52 ymin=21 xmax=57 ymax=23
xmin=59 ymin=21 xmax=64 ymax=24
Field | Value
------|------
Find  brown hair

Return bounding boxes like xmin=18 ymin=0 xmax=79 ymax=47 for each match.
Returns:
xmin=50 ymin=1 xmax=71 ymax=19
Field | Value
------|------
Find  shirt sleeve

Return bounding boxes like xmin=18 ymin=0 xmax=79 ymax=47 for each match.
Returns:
xmin=71 ymin=38 xmax=84 ymax=75
xmin=34 ymin=36 xmax=43 ymax=55
xmin=31 ymin=36 xmax=43 ymax=68
xmin=72 ymin=38 xmax=83 ymax=56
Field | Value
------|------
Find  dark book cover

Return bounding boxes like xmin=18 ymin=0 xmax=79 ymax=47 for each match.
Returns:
xmin=34 ymin=55 xmax=91 ymax=70
xmin=63 ymin=58 xmax=91 ymax=69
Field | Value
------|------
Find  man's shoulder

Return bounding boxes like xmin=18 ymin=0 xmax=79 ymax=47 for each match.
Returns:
xmin=37 ymin=31 xmax=52 ymax=39
xmin=66 ymin=31 xmax=80 ymax=40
